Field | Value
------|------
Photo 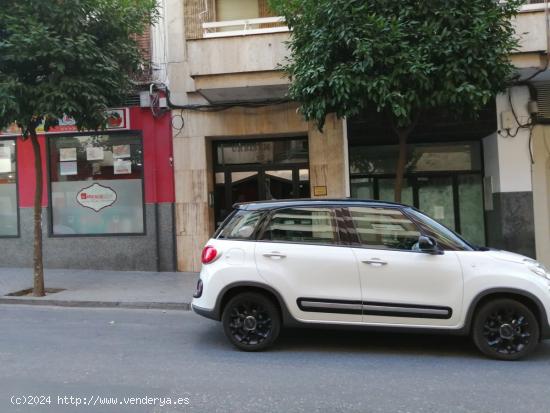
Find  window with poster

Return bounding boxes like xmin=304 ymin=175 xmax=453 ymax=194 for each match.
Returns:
xmin=0 ymin=138 xmax=18 ymax=237
xmin=48 ymin=133 xmax=144 ymax=236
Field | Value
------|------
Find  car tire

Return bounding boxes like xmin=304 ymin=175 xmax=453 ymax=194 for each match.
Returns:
xmin=472 ymin=298 xmax=540 ymax=360
xmin=222 ymin=292 xmax=281 ymax=351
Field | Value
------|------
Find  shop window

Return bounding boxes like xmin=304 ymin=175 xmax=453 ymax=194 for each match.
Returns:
xmin=349 ymin=142 xmax=481 ymax=175
xmin=0 ymin=139 xmax=18 ymax=236
xmin=49 ymin=134 xmax=144 ymax=235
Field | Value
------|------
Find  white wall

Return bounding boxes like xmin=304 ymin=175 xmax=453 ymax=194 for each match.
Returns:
xmin=486 ymin=86 xmax=534 ymax=194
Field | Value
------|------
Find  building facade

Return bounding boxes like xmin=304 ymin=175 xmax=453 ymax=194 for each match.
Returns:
xmin=160 ymin=0 xmax=550 ymax=272
xmin=0 ymin=106 xmax=176 ymax=271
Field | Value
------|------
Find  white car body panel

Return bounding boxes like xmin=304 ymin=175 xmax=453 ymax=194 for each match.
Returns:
xmin=352 ymin=248 xmax=463 ymax=327
xmin=255 ymin=241 xmax=362 ymax=323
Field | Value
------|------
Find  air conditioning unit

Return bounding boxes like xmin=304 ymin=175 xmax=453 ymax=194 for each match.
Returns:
xmin=532 ymin=81 xmax=550 ymax=123
xmin=139 ymin=91 xmax=168 ymax=108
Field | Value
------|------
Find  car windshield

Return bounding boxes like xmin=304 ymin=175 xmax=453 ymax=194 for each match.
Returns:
xmin=405 ymin=207 xmax=475 ymax=251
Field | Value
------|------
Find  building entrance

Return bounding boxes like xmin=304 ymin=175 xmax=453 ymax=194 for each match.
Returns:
xmin=213 ymin=138 xmax=309 ymax=225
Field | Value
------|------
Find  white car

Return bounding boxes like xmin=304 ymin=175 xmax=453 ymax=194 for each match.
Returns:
xmin=192 ymin=199 xmax=550 ymax=360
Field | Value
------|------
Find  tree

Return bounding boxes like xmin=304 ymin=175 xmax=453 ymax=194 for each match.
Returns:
xmin=270 ymin=0 xmax=522 ymax=202
xmin=0 ymin=0 xmax=157 ymax=296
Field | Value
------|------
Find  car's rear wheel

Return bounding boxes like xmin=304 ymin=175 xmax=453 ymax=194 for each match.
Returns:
xmin=472 ymin=298 xmax=539 ymax=360
xmin=222 ymin=292 xmax=281 ymax=351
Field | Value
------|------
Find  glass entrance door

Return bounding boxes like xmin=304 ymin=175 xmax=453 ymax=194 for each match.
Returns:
xmin=214 ymin=166 xmax=310 ymax=225
xmin=213 ymin=138 xmax=310 ymax=226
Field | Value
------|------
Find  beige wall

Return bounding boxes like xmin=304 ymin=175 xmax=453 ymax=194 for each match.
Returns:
xmin=172 ymin=104 xmax=347 ymax=271
xmin=532 ymin=125 xmax=550 ymax=267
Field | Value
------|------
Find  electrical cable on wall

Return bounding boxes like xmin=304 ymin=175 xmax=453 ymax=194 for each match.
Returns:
xmin=148 ymin=82 xmax=292 ymax=136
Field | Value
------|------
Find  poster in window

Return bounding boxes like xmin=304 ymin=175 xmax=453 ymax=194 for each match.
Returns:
xmin=59 ymin=147 xmax=77 ymax=161
xmin=114 ymin=159 xmax=132 ymax=175
xmin=86 ymin=146 xmax=104 ymax=161
xmin=60 ymin=161 xmax=78 ymax=176
xmin=113 ymin=144 xmax=131 ymax=159
xmin=433 ymin=206 xmax=445 ymax=220
xmin=0 ymin=146 xmax=10 ymax=159
xmin=0 ymin=146 xmax=12 ymax=173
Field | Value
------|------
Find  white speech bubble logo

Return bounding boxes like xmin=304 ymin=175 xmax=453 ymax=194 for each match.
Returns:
xmin=76 ymin=183 xmax=117 ymax=212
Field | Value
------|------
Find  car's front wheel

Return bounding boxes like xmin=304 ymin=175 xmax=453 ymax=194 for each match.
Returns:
xmin=472 ymin=298 xmax=540 ymax=360
xmin=222 ymin=292 xmax=281 ymax=351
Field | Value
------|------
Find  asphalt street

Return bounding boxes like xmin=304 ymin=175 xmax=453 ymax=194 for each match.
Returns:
xmin=0 ymin=305 xmax=549 ymax=413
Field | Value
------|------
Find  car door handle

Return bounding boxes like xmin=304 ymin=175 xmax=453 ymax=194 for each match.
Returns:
xmin=362 ymin=258 xmax=388 ymax=266
xmin=263 ymin=252 xmax=286 ymax=259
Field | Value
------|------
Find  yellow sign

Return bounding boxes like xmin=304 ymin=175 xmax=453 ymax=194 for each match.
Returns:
xmin=313 ymin=186 xmax=328 ymax=196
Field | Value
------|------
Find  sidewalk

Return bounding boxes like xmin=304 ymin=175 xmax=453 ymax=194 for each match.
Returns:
xmin=0 ymin=268 xmax=199 ymax=310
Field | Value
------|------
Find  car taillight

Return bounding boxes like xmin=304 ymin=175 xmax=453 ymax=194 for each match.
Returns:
xmin=201 ymin=246 xmax=218 ymax=264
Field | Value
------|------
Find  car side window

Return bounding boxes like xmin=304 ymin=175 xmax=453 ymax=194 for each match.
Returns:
xmin=217 ymin=210 xmax=264 ymax=240
xmin=261 ymin=207 xmax=337 ymax=245
xmin=348 ymin=207 xmax=421 ymax=251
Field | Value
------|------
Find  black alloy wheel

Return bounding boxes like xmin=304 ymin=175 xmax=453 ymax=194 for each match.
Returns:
xmin=222 ymin=292 xmax=281 ymax=351
xmin=472 ymin=299 xmax=540 ymax=360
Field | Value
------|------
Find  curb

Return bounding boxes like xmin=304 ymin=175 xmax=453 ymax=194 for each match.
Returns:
xmin=0 ymin=297 xmax=191 ymax=311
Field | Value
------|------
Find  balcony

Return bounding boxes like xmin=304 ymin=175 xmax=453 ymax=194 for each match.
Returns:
xmin=186 ymin=18 xmax=290 ymax=103
xmin=202 ymin=16 xmax=288 ymax=38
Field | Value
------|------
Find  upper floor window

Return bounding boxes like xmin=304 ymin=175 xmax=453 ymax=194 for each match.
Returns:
xmin=199 ymin=0 xmax=287 ymax=38
xmin=261 ymin=207 xmax=337 ymax=245
xmin=217 ymin=0 xmax=261 ymax=22
xmin=0 ymin=139 xmax=18 ymax=237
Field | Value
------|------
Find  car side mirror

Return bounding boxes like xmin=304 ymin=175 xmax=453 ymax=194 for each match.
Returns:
xmin=418 ymin=235 xmax=444 ymax=255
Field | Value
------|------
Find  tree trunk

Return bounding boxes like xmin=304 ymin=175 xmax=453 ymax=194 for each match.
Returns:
xmin=394 ymin=129 xmax=409 ymax=203
xmin=29 ymin=131 xmax=45 ymax=297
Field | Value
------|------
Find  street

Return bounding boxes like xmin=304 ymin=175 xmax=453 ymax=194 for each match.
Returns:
xmin=0 ymin=305 xmax=549 ymax=413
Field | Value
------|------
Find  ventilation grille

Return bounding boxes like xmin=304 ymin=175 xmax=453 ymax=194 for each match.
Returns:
xmin=534 ymin=81 xmax=550 ymax=122
xmin=123 ymin=94 xmax=141 ymax=107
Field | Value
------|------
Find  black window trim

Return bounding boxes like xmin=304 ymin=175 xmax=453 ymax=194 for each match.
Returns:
xmin=215 ymin=200 xmax=477 ymax=252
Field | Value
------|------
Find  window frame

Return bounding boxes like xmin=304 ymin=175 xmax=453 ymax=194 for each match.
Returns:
xmin=256 ymin=205 xmax=344 ymax=247
xmin=46 ymin=131 xmax=147 ymax=238
xmin=0 ymin=137 xmax=20 ymax=238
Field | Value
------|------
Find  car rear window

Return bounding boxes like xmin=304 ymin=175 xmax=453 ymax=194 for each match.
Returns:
xmin=217 ymin=210 xmax=264 ymax=240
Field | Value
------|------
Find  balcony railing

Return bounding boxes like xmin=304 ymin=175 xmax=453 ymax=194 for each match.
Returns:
xmin=202 ymin=16 xmax=288 ymax=38
xmin=521 ymin=0 xmax=550 ymax=12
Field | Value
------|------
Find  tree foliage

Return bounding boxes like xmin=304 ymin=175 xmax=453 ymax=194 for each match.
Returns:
xmin=270 ymin=0 xmax=523 ymax=130
xmin=0 ymin=0 xmax=158 ymax=133
xmin=0 ymin=0 xmax=157 ymax=296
